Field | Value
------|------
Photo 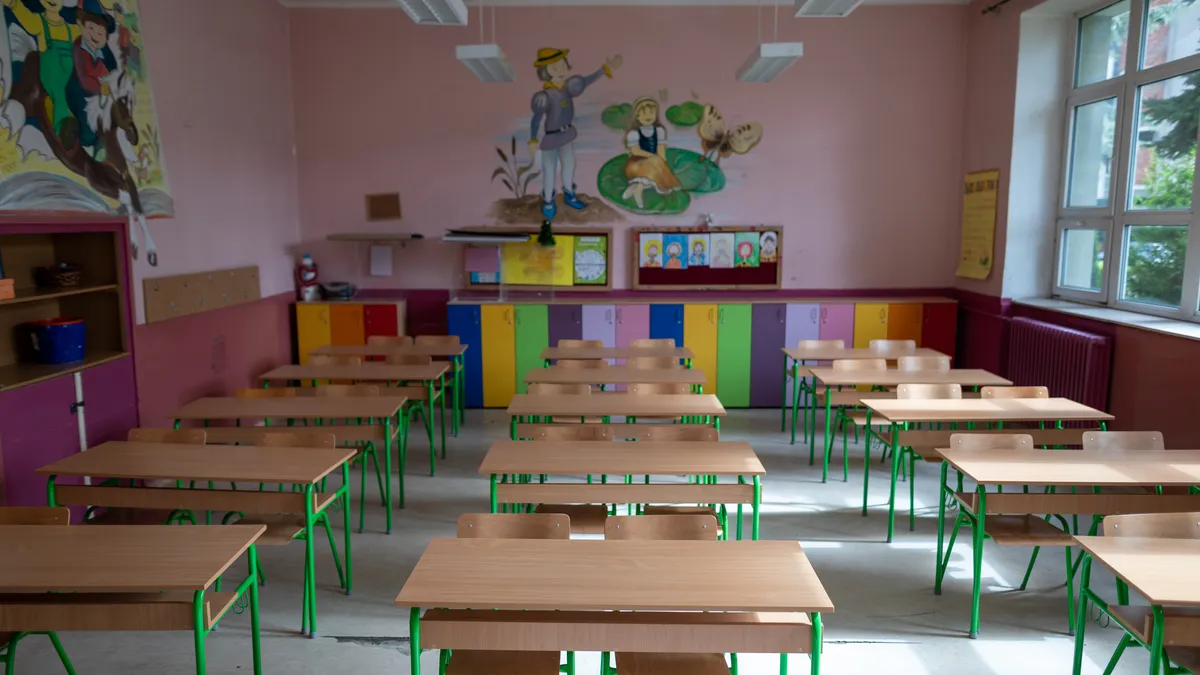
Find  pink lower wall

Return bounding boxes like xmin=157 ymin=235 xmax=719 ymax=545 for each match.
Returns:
xmin=290 ymin=5 xmax=967 ymax=292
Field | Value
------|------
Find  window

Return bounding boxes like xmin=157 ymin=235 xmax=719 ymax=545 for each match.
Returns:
xmin=1054 ymin=0 xmax=1200 ymax=320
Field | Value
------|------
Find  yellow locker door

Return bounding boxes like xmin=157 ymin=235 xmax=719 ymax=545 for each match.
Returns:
xmin=853 ymin=303 xmax=889 ymax=349
xmin=886 ymin=303 xmax=923 ymax=344
xmin=684 ymin=304 xmax=719 ymax=396
xmin=480 ymin=304 xmax=516 ymax=407
xmin=295 ymin=304 xmax=332 ymax=364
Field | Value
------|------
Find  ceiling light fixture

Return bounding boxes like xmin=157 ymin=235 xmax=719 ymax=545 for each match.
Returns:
xmin=795 ymin=0 xmax=864 ymax=18
xmin=395 ymin=0 xmax=468 ymax=26
xmin=457 ymin=1 xmax=514 ymax=82
xmin=737 ymin=0 xmax=803 ymax=82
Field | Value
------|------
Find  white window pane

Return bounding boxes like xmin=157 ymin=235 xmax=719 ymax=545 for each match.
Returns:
xmin=1065 ymin=98 xmax=1117 ymax=208
xmin=1128 ymin=71 xmax=1198 ymax=210
xmin=1120 ymin=224 xmax=1187 ymax=307
xmin=1141 ymin=0 xmax=1200 ymax=70
xmin=1059 ymin=228 xmax=1107 ymax=292
xmin=1076 ymin=0 xmax=1130 ymax=87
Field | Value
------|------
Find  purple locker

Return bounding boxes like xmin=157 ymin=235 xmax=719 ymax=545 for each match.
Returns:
xmin=820 ymin=304 xmax=856 ymax=345
xmin=750 ymin=304 xmax=787 ymax=407
xmin=0 ymin=375 xmax=79 ymax=508
xmin=548 ymin=305 xmax=582 ymax=347
xmin=581 ymin=305 xmax=616 ymax=353
xmin=785 ymin=304 xmax=821 ymax=404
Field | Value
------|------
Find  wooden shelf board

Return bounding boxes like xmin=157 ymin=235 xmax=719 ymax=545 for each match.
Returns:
xmin=326 ymin=233 xmax=424 ymax=242
xmin=0 ymin=351 xmax=129 ymax=392
xmin=0 ymin=283 xmax=118 ymax=307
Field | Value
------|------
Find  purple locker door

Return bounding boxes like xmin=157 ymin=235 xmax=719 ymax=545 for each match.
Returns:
xmin=581 ymin=305 xmax=616 ymax=349
xmin=750 ymin=304 xmax=787 ymax=407
xmin=819 ymin=304 xmax=856 ymax=345
xmin=548 ymin=304 xmax=582 ymax=347
xmin=83 ymin=357 xmax=139 ymax=445
xmin=0 ymin=375 xmax=78 ymax=508
xmin=785 ymin=303 xmax=821 ymax=404
xmin=614 ymin=305 xmax=649 ymax=390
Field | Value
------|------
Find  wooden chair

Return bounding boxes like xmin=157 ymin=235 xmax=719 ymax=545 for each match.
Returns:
xmin=824 ymin=358 xmax=887 ymax=480
xmin=630 ymin=338 xmax=675 ymax=348
xmin=627 ymin=382 xmax=689 ymax=424
xmin=619 ymin=426 xmax=718 ymax=441
xmin=556 ymin=359 xmax=610 ymax=370
xmin=444 ymin=515 xmax=568 ymax=675
xmin=897 ymin=356 xmax=951 ymax=372
xmin=415 ymin=335 xmax=464 ymax=430
xmin=310 ymin=355 xmax=363 ymax=367
xmin=980 ymin=386 xmax=1049 ymax=399
xmin=0 ymin=507 xmax=76 ymax=675
xmin=521 ymin=424 xmax=613 ymax=441
xmin=385 ymin=354 xmax=448 ymax=468
xmin=897 ymin=383 xmax=962 ymax=400
xmin=869 ymin=339 xmax=916 ymax=352
xmin=387 ymin=354 xmax=434 ymax=366
xmin=628 ymin=356 xmax=679 ymax=370
xmin=785 ymin=339 xmax=846 ymax=449
xmin=127 ymin=428 xmax=207 ymax=492
xmin=557 ymin=339 xmax=603 ymax=349
xmin=529 ymin=383 xmax=592 ymax=396
xmin=235 ymin=387 xmax=296 ymax=398
xmin=1082 ymin=430 xmax=1164 ymax=451
xmin=367 ymin=335 xmax=413 ymax=346
xmin=415 ymin=335 xmax=461 ymax=347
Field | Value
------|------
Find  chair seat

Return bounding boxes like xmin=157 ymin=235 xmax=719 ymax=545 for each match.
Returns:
xmin=535 ymin=503 xmax=608 ymax=534
xmin=615 ymin=653 xmax=730 ymax=675
xmin=445 ymin=650 xmax=561 ymax=675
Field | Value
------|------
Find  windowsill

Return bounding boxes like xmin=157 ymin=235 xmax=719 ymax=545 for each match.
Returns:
xmin=1014 ymin=297 xmax=1200 ymax=343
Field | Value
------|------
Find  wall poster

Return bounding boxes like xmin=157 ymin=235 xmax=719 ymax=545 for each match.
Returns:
xmin=956 ymin=169 xmax=999 ymax=280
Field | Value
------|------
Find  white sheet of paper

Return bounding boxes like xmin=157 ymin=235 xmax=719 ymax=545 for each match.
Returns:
xmin=369 ymin=245 xmax=393 ymax=277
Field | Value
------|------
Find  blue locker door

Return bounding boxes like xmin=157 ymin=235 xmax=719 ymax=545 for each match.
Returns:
xmin=649 ymin=304 xmax=685 ymax=346
xmin=447 ymin=304 xmax=483 ymax=408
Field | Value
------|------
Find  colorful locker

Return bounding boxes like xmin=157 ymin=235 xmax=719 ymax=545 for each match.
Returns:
xmin=581 ymin=305 xmax=616 ymax=350
xmin=514 ymin=305 xmax=549 ymax=394
xmin=819 ymin=304 xmax=855 ymax=346
xmin=921 ymin=302 xmax=957 ymax=359
xmin=886 ymin=303 xmax=923 ymax=344
xmin=329 ymin=304 xmax=365 ymax=345
xmin=547 ymin=305 xmax=582 ymax=347
xmin=684 ymin=305 xmax=718 ymax=396
xmin=447 ymin=304 xmax=483 ymax=408
xmin=480 ymin=305 xmax=516 ymax=407
xmin=717 ymin=305 xmax=752 ymax=407
xmin=853 ymin=304 xmax=889 ymax=348
xmin=295 ymin=304 xmax=332 ymax=364
xmin=649 ymin=304 xmax=685 ymax=346
xmin=749 ymin=304 xmax=785 ymax=407
xmin=784 ymin=304 xmax=821 ymax=405
xmin=363 ymin=303 xmax=404 ymax=339
xmin=615 ymin=305 xmax=650 ymax=390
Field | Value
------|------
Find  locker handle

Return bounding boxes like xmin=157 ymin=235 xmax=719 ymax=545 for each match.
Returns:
xmin=504 ymin=309 xmax=512 ymax=324
xmin=718 ymin=308 xmax=724 ymax=325
xmin=776 ymin=306 xmax=784 ymax=322
xmin=880 ymin=308 xmax=886 ymax=322
xmin=675 ymin=309 xmax=682 ymax=323
xmin=616 ymin=308 xmax=623 ymax=324
xmin=820 ymin=307 xmax=827 ymax=323
xmin=708 ymin=308 xmax=715 ymax=324
xmin=810 ymin=307 xmax=817 ymax=322
xmin=606 ymin=309 xmax=613 ymax=323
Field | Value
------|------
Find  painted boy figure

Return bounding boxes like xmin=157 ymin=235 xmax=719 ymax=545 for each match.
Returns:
xmin=66 ymin=0 xmax=118 ymax=160
xmin=528 ymin=47 xmax=621 ymax=221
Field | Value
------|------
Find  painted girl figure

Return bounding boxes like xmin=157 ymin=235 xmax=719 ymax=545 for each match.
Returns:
xmin=620 ymin=97 xmax=681 ymax=209
xmin=688 ymin=239 xmax=706 ymax=266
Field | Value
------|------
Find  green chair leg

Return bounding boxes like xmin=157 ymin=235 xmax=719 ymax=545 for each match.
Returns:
xmin=318 ymin=514 xmax=347 ymax=590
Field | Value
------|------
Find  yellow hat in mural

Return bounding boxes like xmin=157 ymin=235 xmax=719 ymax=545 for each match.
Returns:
xmin=534 ymin=47 xmax=569 ymax=67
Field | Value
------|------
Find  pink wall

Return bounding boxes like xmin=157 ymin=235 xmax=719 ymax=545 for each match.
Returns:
xmin=289 ymin=5 xmax=967 ymax=291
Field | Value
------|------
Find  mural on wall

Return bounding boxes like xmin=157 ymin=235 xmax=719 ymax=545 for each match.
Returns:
xmin=0 ymin=0 xmax=169 ymax=265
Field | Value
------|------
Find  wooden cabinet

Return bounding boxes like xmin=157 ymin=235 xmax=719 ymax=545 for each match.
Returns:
xmin=649 ymin=304 xmax=685 ymax=346
xmin=480 ymin=305 xmax=516 ymax=407
xmin=329 ymin=304 xmax=365 ymax=345
xmin=887 ymin=303 xmax=923 ymax=344
xmin=294 ymin=304 xmax=331 ymax=365
xmin=684 ymin=304 xmax=719 ymax=397
xmin=922 ymin=303 xmax=957 ymax=359
xmin=513 ymin=305 xmax=548 ymax=395
xmin=853 ymin=303 xmax=888 ymax=348
xmin=295 ymin=301 xmax=406 ymax=362
xmin=547 ymin=305 xmax=582 ymax=347
xmin=447 ymin=304 xmax=483 ymax=408
xmin=749 ymin=304 xmax=785 ymax=407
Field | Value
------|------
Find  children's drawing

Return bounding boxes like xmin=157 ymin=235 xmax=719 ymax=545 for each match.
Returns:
xmin=687 ymin=233 xmax=708 ymax=266
xmin=663 ymin=233 xmax=687 ymax=270
xmin=573 ymin=235 xmax=607 ymax=285
xmin=759 ymin=231 xmax=779 ymax=263
xmin=735 ymin=232 xmax=759 ymax=268
xmin=639 ymin=232 xmax=662 ymax=268
xmin=0 ymin=0 xmax=170 ymax=265
xmin=710 ymin=233 xmax=734 ymax=269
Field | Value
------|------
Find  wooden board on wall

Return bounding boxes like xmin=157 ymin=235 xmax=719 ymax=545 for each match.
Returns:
xmin=143 ymin=266 xmax=261 ymax=324
xmin=631 ymin=226 xmax=783 ymax=291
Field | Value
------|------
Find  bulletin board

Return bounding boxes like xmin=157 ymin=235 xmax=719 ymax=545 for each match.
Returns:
xmin=461 ymin=226 xmax=613 ymax=292
xmin=631 ymin=226 xmax=783 ymax=290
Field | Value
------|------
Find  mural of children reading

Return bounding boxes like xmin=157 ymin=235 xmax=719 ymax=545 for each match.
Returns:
xmin=620 ymin=97 xmax=681 ymax=209
xmin=759 ymin=231 xmax=779 ymax=263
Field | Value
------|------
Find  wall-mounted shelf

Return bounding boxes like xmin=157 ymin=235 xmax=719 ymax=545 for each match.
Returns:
xmin=326 ymin=233 xmax=425 ymax=242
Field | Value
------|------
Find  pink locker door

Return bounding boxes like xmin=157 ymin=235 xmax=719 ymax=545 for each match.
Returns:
xmin=614 ymin=304 xmax=649 ymax=390
xmin=819 ymin=304 xmax=855 ymax=346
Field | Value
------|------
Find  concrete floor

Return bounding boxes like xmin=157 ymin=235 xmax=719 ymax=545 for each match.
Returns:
xmin=14 ymin=409 xmax=1152 ymax=674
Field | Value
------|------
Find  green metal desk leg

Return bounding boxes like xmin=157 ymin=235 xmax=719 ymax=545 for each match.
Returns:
xmin=438 ymin=373 xmax=447 ymax=460
xmin=886 ymin=423 xmax=901 ymax=543
xmin=969 ymin=488 xmax=987 ymax=639
xmin=861 ymin=412 xmax=872 ymax=516
xmin=821 ymin=386 xmax=833 ymax=478
xmin=410 ymin=607 xmax=422 ymax=675
xmin=193 ymin=590 xmax=208 ymax=675
xmin=304 ymin=484 xmax=318 ymax=637
xmin=384 ymin=417 xmax=395 ymax=531
xmin=248 ymin=544 xmax=262 ymax=675
xmin=782 ymin=354 xmax=790 ymax=433
xmin=934 ymin=460 xmax=949 ymax=594
xmin=510 ymin=415 xmax=517 ymax=440
xmin=809 ymin=612 xmax=822 ymax=675
xmin=490 ymin=474 xmax=499 ymax=513
xmin=46 ymin=475 xmax=58 ymax=507
xmin=1149 ymin=605 xmax=1165 ymax=675
xmin=341 ymin=462 xmax=353 ymax=595
xmin=426 ymin=380 xmax=437 ymax=476
xmin=752 ymin=476 xmax=762 ymax=540
xmin=1071 ymin=554 xmax=1092 ymax=675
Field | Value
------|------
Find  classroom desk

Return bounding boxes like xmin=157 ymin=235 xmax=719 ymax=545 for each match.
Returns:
xmin=540 ymin=346 xmax=694 ymax=365
xmin=806 ymin=368 xmax=1013 ymax=482
xmin=0 ymin=524 xmax=264 ymax=674
xmin=861 ymin=398 xmax=1113 ymax=543
xmin=37 ymin=441 xmax=359 ymax=635
xmin=480 ymin=440 xmax=766 ymax=538
xmin=170 ymin=395 xmax=409 ymax=531
xmin=523 ymin=366 xmax=707 ymax=389
xmin=936 ymin=448 xmax=1200 ymax=640
xmin=395 ymin=539 xmax=834 ymax=675
xmin=506 ymin=394 xmax=726 ymax=438
xmin=1073 ymin=536 xmax=1200 ymax=675
xmin=259 ymin=362 xmax=452 ymax=460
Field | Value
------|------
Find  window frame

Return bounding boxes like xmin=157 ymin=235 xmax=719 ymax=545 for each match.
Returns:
xmin=1053 ymin=0 xmax=1200 ymax=321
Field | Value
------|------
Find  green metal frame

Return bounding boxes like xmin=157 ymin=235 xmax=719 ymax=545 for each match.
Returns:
xmin=783 ymin=354 xmax=818 ymax=450
xmin=1 ymin=632 xmax=76 ymax=675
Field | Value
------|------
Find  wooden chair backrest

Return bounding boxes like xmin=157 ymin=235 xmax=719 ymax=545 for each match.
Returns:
xmin=457 ymin=513 xmax=570 ymax=539
xmin=558 ymin=339 xmax=604 ymax=349
xmin=831 ymin=358 xmax=886 ymax=372
xmin=630 ymin=338 xmax=675 ymax=348
xmin=0 ymin=506 xmax=71 ymax=526
xmin=948 ymin=433 xmax=1034 ymax=451
xmin=310 ymin=384 xmax=383 ymax=398
xmin=368 ymin=335 xmax=413 ymax=346
xmin=1104 ymin=512 xmax=1200 ymax=539
xmin=622 ymin=426 xmax=718 ymax=441
xmin=387 ymin=354 xmax=434 ymax=366
xmin=245 ymin=431 xmax=338 ymax=449
xmin=605 ymin=515 xmax=720 ymax=540
xmin=797 ymin=339 xmax=845 ymax=349
xmin=897 ymin=356 xmax=951 ymax=372
xmin=236 ymin=387 xmax=296 ymax=399
xmin=556 ymin=359 xmax=610 ymax=370
xmin=529 ymin=383 xmax=592 ymax=396
xmin=869 ymin=339 xmax=916 ymax=352
xmin=628 ymin=357 xmax=680 ymax=370
xmin=981 ymin=386 xmax=1050 ymax=399
xmin=310 ymin=355 xmax=363 ymax=367
xmin=897 ymin=383 xmax=962 ymax=399
xmin=1082 ymin=431 xmax=1165 ymax=452
xmin=414 ymin=335 xmax=460 ymax=346
xmin=128 ymin=428 xmax=206 ymax=444
xmin=628 ymin=383 xmax=691 ymax=396
xmin=524 ymin=425 xmax=613 ymax=441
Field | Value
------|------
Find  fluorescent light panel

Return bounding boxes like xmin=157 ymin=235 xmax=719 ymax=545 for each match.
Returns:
xmin=456 ymin=44 xmax=515 ymax=82
xmin=795 ymin=0 xmax=863 ymax=18
xmin=395 ymin=0 xmax=469 ymax=25
xmin=736 ymin=42 xmax=803 ymax=83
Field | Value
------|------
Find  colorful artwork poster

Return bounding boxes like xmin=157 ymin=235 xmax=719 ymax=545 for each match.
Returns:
xmin=573 ymin=235 xmax=607 ymax=285
xmin=687 ymin=233 xmax=709 ymax=267
xmin=663 ymin=233 xmax=687 ymax=270
xmin=734 ymin=232 xmax=759 ymax=267
xmin=709 ymin=232 xmax=734 ymax=269
xmin=759 ymin=231 xmax=779 ymax=263
xmin=501 ymin=235 xmax=575 ymax=286
xmin=956 ymin=169 xmax=999 ymax=280
xmin=640 ymin=232 xmax=663 ymax=268
xmin=0 ymin=0 xmax=170 ymax=266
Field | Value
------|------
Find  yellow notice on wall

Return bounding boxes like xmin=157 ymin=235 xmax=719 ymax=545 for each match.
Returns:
xmin=956 ymin=169 xmax=1000 ymax=280
xmin=500 ymin=236 xmax=575 ymax=286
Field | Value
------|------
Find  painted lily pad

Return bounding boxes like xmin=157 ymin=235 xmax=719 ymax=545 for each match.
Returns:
xmin=596 ymin=147 xmax=725 ymax=215
xmin=666 ymin=101 xmax=704 ymax=127
xmin=601 ymin=103 xmax=633 ymax=130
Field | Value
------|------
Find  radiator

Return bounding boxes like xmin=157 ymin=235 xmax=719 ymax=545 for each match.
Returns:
xmin=1006 ymin=317 xmax=1112 ymax=411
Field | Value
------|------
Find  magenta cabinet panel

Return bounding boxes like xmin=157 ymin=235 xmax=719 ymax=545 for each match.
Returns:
xmin=83 ymin=357 xmax=138 ymax=446
xmin=615 ymin=305 xmax=650 ymax=350
xmin=750 ymin=304 xmax=787 ymax=407
xmin=0 ymin=376 xmax=78 ymax=508
xmin=819 ymin=304 xmax=855 ymax=345
xmin=548 ymin=305 xmax=582 ymax=347
xmin=785 ymin=304 xmax=821 ymax=404
xmin=581 ymin=305 xmax=616 ymax=353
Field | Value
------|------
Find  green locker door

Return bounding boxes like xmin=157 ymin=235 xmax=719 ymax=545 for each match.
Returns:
xmin=513 ymin=305 xmax=549 ymax=394
xmin=716 ymin=304 xmax=752 ymax=408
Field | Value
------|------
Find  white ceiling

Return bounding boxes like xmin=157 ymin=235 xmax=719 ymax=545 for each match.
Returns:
xmin=280 ymin=0 xmax=968 ymax=8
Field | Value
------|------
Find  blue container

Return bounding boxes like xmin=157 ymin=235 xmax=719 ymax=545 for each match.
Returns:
xmin=29 ymin=318 xmax=86 ymax=364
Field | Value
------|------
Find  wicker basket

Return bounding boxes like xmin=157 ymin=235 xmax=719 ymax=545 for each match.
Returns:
xmin=54 ymin=268 xmax=82 ymax=287
xmin=34 ymin=264 xmax=82 ymax=289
